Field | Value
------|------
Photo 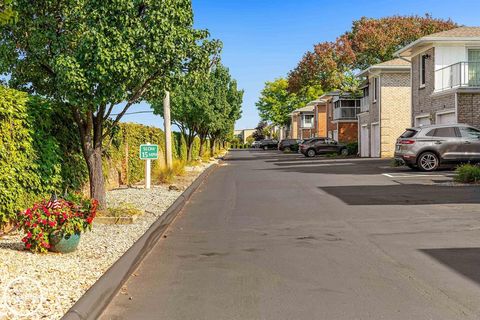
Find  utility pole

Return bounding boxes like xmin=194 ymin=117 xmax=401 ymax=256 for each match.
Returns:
xmin=164 ymin=91 xmax=173 ymax=169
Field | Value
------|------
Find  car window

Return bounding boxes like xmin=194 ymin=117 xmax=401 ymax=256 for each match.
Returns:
xmin=433 ymin=127 xmax=458 ymax=137
xmin=315 ymin=139 xmax=326 ymax=144
xmin=460 ymin=127 xmax=480 ymax=139
xmin=400 ymin=130 xmax=418 ymax=138
xmin=425 ymin=129 xmax=436 ymax=137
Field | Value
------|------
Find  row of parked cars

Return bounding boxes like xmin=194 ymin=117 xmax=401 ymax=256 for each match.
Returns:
xmin=251 ymin=124 xmax=480 ymax=172
xmin=253 ymin=138 xmax=349 ymax=157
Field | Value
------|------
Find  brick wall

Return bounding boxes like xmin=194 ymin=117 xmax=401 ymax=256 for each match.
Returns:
xmin=412 ymin=47 xmax=456 ymax=124
xmin=380 ymin=73 xmax=411 ymax=157
xmin=458 ymin=93 xmax=480 ymax=128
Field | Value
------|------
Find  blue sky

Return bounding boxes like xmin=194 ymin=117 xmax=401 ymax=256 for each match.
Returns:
xmin=116 ymin=0 xmax=480 ymax=130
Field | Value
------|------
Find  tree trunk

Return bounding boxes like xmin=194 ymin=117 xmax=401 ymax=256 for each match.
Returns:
xmin=86 ymin=146 xmax=106 ymax=208
xmin=74 ymin=109 xmax=107 ymax=209
xmin=210 ymin=138 xmax=216 ymax=156
xmin=199 ymin=135 xmax=207 ymax=158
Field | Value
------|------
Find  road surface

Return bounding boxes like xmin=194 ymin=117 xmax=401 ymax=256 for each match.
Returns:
xmin=101 ymin=150 xmax=480 ymax=320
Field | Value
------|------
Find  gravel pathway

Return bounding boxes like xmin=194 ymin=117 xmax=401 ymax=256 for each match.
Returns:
xmin=0 ymin=162 xmax=215 ymax=320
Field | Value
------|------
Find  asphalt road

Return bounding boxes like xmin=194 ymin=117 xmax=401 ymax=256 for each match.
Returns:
xmin=101 ymin=150 xmax=480 ymax=320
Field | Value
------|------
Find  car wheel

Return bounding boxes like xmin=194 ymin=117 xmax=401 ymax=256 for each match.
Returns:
xmin=417 ymin=152 xmax=439 ymax=171
xmin=263 ymin=146 xmax=268 ymax=151
xmin=284 ymin=147 xmax=291 ymax=152
xmin=307 ymin=149 xmax=316 ymax=158
xmin=340 ymin=148 xmax=348 ymax=156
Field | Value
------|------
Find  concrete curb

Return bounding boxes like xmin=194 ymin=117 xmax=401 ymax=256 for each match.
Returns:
xmin=62 ymin=164 xmax=219 ymax=320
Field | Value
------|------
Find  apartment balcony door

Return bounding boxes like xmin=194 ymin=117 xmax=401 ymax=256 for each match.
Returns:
xmin=468 ymin=49 xmax=480 ymax=86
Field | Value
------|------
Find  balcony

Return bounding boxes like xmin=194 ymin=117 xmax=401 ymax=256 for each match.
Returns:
xmin=360 ymin=96 xmax=370 ymax=113
xmin=333 ymin=99 xmax=361 ymax=121
xmin=435 ymin=61 xmax=480 ymax=92
xmin=334 ymin=106 xmax=360 ymax=120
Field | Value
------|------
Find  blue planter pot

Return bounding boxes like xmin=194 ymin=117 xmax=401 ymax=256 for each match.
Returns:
xmin=49 ymin=232 xmax=81 ymax=253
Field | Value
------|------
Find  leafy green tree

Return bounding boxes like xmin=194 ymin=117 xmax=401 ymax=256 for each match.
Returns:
xmin=208 ymin=65 xmax=243 ymax=155
xmin=0 ymin=0 xmax=16 ymax=25
xmin=0 ymin=0 xmax=218 ymax=208
xmin=256 ymin=78 xmax=322 ymax=126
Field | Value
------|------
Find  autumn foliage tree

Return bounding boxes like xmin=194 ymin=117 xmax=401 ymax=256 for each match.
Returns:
xmin=346 ymin=15 xmax=458 ymax=70
xmin=287 ymin=14 xmax=458 ymax=93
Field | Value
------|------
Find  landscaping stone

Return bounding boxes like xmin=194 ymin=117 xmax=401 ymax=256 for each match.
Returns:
xmin=0 ymin=161 xmax=215 ymax=319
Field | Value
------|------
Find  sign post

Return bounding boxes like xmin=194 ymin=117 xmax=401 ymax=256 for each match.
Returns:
xmin=140 ymin=144 xmax=159 ymax=189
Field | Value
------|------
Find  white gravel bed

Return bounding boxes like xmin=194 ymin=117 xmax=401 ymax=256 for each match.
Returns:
xmin=0 ymin=162 xmax=214 ymax=320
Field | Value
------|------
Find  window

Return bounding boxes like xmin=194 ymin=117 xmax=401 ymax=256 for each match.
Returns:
xmin=303 ymin=115 xmax=314 ymax=127
xmin=400 ymin=129 xmax=418 ymax=138
xmin=373 ymin=77 xmax=379 ymax=102
xmin=460 ymin=127 xmax=480 ymax=139
xmin=420 ymin=54 xmax=427 ymax=87
xmin=428 ymin=127 xmax=458 ymax=138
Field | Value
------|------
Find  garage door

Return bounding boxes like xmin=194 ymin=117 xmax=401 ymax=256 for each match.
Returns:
xmin=415 ymin=116 xmax=431 ymax=127
xmin=360 ymin=126 xmax=370 ymax=157
xmin=333 ymin=130 xmax=338 ymax=142
xmin=437 ymin=112 xmax=456 ymax=124
xmin=371 ymin=123 xmax=380 ymax=158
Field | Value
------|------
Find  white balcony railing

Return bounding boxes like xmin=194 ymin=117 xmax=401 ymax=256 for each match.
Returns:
xmin=360 ymin=96 xmax=370 ymax=113
xmin=334 ymin=107 xmax=360 ymax=120
xmin=435 ymin=61 xmax=480 ymax=91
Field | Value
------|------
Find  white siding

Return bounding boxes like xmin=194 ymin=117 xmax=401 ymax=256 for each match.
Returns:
xmin=435 ymin=46 xmax=467 ymax=91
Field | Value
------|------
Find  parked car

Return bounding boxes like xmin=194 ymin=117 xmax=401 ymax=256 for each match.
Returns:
xmin=395 ymin=124 xmax=480 ymax=171
xmin=258 ymin=139 xmax=279 ymax=150
xmin=278 ymin=139 xmax=301 ymax=152
xmin=299 ymin=137 xmax=348 ymax=157
xmin=251 ymin=141 xmax=261 ymax=148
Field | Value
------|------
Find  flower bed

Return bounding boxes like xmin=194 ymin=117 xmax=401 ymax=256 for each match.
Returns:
xmin=0 ymin=161 xmax=215 ymax=319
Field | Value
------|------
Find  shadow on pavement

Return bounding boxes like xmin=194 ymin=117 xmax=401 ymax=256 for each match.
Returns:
xmin=320 ymin=185 xmax=480 ymax=205
xmin=421 ymin=248 xmax=480 ymax=286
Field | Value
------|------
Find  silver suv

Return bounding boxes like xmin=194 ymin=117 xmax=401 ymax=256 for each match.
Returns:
xmin=395 ymin=124 xmax=480 ymax=171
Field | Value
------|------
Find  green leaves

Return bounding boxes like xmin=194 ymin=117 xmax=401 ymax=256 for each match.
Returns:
xmin=256 ymin=78 xmax=322 ymax=126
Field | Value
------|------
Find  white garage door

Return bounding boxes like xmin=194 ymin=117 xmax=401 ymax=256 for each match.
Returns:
xmin=360 ymin=125 xmax=370 ymax=157
xmin=371 ymin=123 xmax=380 ymax=158
xmin=415 ymin=116 xmax=431 ymax=127
xmin=333 ymin=130 xmax=338 ymax=142
xmin=437 ymin=112 xmax=456 ymax=124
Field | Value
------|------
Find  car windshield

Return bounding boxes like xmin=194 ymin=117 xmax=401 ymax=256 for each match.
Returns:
xmin=400 ymin=129 xmax=418 ymax=138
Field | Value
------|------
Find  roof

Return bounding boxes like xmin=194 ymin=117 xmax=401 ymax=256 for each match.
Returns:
xmin=291 ymin=105 xmax=314 ymax=114
xmin=358 ymin=58 xmax=411 ymax=77
xmin=395 ymin=27 xmax=480 ymax=57
xmin=427 ymin=27 xmax=480 ymax=38
xmin=306 ymin=99 xmax=327 ymax=106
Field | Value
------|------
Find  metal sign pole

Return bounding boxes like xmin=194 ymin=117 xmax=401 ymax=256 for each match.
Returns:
xmin=145 ymin=143 xmax=151 ymax=190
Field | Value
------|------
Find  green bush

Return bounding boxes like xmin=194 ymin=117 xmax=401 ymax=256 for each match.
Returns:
xmin=0 ymin=86 xmax=205 ymax=228
xmin=454 ymin=164 xmax=480 ymax=183
xmin=0 ymin=87 xmax=87 ymax=227
xmin=346 ymin=142 xmax=358 ymax=156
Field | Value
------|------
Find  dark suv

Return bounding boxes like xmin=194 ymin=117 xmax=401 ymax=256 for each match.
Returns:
xmin=299 ymin=137 xmax=348 ymax=157
xmin=258 ymin=139 xmax=279 ymax=150
xmin=278 ymin=139 xmax=301 ymax=152
xmin=395 ymin=124 xmax=480 ymax=171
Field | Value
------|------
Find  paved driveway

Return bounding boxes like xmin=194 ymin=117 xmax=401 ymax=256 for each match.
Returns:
xmin=101 ymin=150 xmax=480 ymax=320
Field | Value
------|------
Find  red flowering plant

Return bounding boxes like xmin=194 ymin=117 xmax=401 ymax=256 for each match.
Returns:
xmin=17 ymin=195 xmax=97 ymax=253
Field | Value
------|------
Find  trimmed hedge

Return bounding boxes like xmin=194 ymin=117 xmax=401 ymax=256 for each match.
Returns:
xmin=454 ymin=164 xmax=480 ymax=183
xmin=0 ymin=87 xmax=208 ymax=227
xmin=0 ymin=87 xmax=87 ymax=226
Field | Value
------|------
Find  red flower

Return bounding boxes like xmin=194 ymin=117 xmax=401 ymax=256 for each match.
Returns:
xmin=27 ymin=232 xmax=32 ymax=238
xmin=25 ymin=243 xmax=31 ymax=249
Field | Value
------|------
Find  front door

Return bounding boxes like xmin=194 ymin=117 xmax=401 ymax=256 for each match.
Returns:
xmin=360 ymin=125 xmax=370 ymax=157
xmin=468 ymin=49 xmax=480 ymax=86
xmin=371 ymin=123 xmax=380 ymax=158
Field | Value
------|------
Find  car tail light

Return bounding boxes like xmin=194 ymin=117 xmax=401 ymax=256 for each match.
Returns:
xmin=398 ymin=139 xmax=415 ymax=145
